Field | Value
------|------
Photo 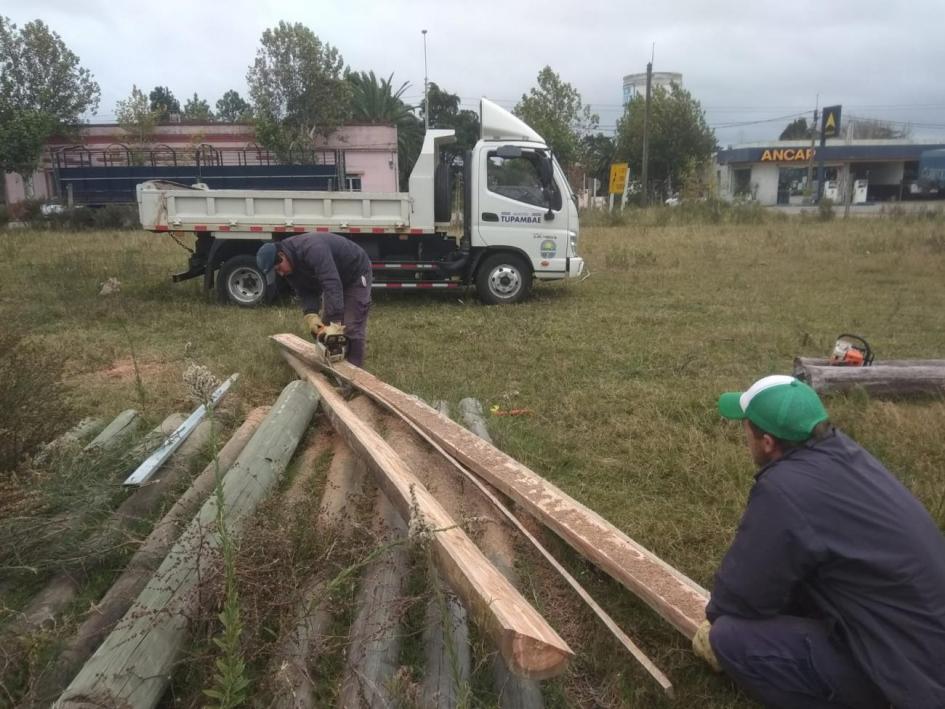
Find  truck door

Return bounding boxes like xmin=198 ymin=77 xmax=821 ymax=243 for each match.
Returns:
xmin=476 ymin=146 xmax=570 ymax=275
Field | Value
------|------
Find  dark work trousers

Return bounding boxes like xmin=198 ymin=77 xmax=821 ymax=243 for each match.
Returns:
xmin=342 ymin=272 xmax=372 ymax=367
xmin=710 ymin=615 xmax=889 ymax=709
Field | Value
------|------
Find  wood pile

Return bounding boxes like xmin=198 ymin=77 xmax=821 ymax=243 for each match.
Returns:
xmin=4 ymin=335 xmax=715 ymax=707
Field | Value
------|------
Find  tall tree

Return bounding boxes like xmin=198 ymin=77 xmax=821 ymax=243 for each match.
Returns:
xmin=247 ymin=21 xmax=351 ymax=160
xmin=149 ymin=86 xmax=180 ymax=121
xmin=215 ymin=89 xmax=251 ymax=123
xmin=419 ymin=82 xmax=480 ymax=153
xmin=615 ymin=83 xmax=716 ymax=195
xmin=848 ymin=118 xmax=911 ymax=139
xmin=115 ymin=85 xmax=158 ymax=149
xmin=348 ymin=71 xmax=421 ymax=188
xmin=580 ymin=133 xmax=615 ymax=194
xmin=780 ymin=117 xmax=812 ymax=140
xmin=513 ymin=66 xmax=598 ymax=168
xmin=182 ymin=92 xmax=213 ymax=122
xmin=0 ymin=16 xmax=100 ymax=198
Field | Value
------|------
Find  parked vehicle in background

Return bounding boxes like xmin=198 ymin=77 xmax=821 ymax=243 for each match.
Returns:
xmin=137 ymin=99 xmax=583 ymax=305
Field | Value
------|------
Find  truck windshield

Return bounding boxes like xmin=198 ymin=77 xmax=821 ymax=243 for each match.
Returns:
xmin=487 ymin=151 xmax=562 ymax=210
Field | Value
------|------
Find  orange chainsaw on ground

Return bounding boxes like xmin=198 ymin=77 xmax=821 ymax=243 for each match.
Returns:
xmin=829 ymin=334 xmax=874 ymax=367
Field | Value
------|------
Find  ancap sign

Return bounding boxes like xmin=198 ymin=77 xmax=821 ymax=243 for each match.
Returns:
xmin=760 ymin=148 xmax=816 ymax=162
xmin=822 ymin=105 xmax=842 ymax=138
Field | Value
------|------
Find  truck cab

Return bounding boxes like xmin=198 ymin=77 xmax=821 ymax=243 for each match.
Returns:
xmin=137 ymin=98 xmax=583 ymax=305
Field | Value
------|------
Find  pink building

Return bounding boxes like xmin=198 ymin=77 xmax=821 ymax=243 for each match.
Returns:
xmin=2 ymin=121 xmax=399 ymax=204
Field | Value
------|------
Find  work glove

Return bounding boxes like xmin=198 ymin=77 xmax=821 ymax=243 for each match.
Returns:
xmin=692 ymin=620 xmax=722 ymax=672
xmin=303 ymin=313 xmax=324 ymax=337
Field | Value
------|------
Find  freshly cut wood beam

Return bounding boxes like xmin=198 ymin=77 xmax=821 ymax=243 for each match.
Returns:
xmin=273 ymin=334 xmax=709 ymax=640
xmin=28 ymin=408 xmax=268 ymax=707
xmin=55 ymin=382 xmax=319 ymax=708
xmin=794 ymin=360 xmax=945 ymax=395
xmin=282 ymin=353 xmax=573 ymax=680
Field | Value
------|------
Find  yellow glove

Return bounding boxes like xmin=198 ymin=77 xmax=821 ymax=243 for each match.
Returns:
xmin=692 ymin=620 xmax=722 ymax=672
xmin=303 ymin=313 xmax=324 ymax=336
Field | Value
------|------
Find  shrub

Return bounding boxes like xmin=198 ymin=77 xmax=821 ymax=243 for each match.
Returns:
xmin=817 ymin=198 xmax=835 ymax=222
xmin=0 ymin=204 xmax=8 ymax=227
xmin=0 ymin=325 xmax=74 ymax=473
xmin=7 ymin=199 xmax=43 ymax=222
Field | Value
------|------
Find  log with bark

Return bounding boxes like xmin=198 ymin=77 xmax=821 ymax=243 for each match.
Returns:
xmin=272 ymin=334 xmax=709 ymax=640
xmin=794 ymin=359 xmax=945 ymax=396
xmin=25 ymin=407 xmax=268 ymax=707
xmin=281 ymin=354 xmax=573 ymax=680
xmin=55 ymin=382 xmax=319 ymax=708
xmin=338 ymin=492 xmax=410 ymax=709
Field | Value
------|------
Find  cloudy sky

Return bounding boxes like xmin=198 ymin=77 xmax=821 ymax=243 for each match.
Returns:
xmin=7 ymin=0 xmax=945 ymax=145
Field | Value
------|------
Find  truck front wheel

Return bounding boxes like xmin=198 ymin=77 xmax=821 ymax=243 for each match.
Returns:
xmin=216 ymin=254 xmax=274 ymax=307
xmin=476 ymin=253 xmax=532 ymax=305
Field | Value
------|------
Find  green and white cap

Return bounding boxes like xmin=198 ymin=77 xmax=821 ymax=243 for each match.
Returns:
xmin=718 ymin=375 xmax=829 ymax=442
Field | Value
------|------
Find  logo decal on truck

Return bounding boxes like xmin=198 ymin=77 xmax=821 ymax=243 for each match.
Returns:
xmin=540 ymin=239 xmax=557 ymax=258
xmin=500 ymin=211 xmax=542 ymax=224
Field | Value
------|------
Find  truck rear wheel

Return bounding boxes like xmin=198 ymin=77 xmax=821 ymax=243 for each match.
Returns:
xmin=476 ymin=253 xmax=532 ymax=305
xmin=216 ymin=254 xmax=274 ymax=307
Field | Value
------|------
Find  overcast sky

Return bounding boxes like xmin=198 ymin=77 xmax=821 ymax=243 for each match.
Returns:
xmin=7 ymin=0 xmax=945 ymax=145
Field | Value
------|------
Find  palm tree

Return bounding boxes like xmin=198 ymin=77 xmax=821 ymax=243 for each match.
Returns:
xmin=347 ymin=71 xmax=423 ymax=189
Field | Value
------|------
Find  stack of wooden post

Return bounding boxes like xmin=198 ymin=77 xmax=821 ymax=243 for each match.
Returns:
xmin=794 ymin=357 xmax=945 ymax=395
xmin=273 ymin=334 xmax=710 ymax=694
xmin=30 ymin=333 xmax=716 ymax=707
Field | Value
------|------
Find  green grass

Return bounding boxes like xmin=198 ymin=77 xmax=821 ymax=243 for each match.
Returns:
xmin=2 ymin=215 xmax=945 ymax=706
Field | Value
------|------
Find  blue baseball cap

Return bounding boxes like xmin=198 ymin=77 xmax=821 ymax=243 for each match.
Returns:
xmin=256 ymin=242 xmax=278 ymax=286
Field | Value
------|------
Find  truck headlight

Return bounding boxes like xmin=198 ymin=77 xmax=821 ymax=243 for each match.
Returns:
xmin=568 ymin=230 xmax=578 ymax=256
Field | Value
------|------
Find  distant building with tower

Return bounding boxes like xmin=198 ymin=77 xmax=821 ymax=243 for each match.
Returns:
xmin=622 ymin=71 xmax=683 ymax=105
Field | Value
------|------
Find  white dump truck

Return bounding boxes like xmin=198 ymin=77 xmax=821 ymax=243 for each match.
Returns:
xmin=137 ymin=98 xmax=583 ymax=306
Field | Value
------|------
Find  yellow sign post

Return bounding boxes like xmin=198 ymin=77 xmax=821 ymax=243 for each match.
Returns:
xmin=609 ymin=163 xmax=629 ymax=194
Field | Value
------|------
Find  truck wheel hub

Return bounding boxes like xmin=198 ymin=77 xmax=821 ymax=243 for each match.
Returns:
xmin=489 ymin=265 xmax=521 ymax=297
xmin=228 ymin=267 xmax=263 ymax=304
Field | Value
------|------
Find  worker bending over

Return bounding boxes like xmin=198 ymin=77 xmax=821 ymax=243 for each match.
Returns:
xmin=693 ymin=375 xmax=945 ymax=708
xmin=257 ymin=233 xmax=372 ymax=366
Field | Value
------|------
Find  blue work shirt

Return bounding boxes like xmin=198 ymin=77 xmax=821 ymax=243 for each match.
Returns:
xmin=279 ymin=233 xmax=371 ymax=324
xmin=707 ymin=428 xmax=945 ymax=708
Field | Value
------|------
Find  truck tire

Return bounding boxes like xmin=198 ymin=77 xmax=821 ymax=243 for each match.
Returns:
xmin=475 ymin=253 xmax=532 ymax=305
xmin=216 ymin=254 xmax=273 ymax=307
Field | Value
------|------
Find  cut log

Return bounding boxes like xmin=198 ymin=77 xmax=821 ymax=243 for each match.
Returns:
xmin=456 ymin=398 xmax=543 ymax=708
xmin=36 ymin=418 xmax=105 ymax=463
xmin=422 ymin=568 xmax=472 ymax=709
xmin=84 ymin=409 xmax=139 ymax=452
xmin=28 ymin=408 xmax=268 ymax=707
xmin=794 ymin=360 xmax=945 ymax=396
xmin=4 ymin=414 xmax=190 ymax=645
xmin=282 ymin=353 xmax=573 ymax=679
xmin=55 ymin=382 xmax=319 ymax=708
xmin=338 ymin=492 xmax=410 ymax=709
xmin=795 ymin=357 xmax=945 ymax=370
xmin=273 ymin=334 xmax=709 ymax=640
xmin=418 ymin=399 xmax=473 ymax=709
xmin=270 ymin=425 xmax=372 ymax=709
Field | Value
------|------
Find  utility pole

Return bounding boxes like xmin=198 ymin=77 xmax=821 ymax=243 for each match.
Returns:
xmin=422 ymin=29 xmax=429 ymax=130
xmin=805 ymin=97 xmax=818 ymax=204
xmin=640 ymin=48 xmax=653 ymax=207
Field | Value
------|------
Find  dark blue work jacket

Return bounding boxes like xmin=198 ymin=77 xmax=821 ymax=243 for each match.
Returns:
xmin=707 ymin=429 xmax=945 ymax=708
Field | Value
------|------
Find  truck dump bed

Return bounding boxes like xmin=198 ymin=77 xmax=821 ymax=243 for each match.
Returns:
xmin=137 ymin=181 xmax=422 ymax=235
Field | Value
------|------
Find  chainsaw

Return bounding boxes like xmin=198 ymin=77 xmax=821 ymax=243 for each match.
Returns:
xmin=315 ymin=322 xmax=348 ymax=364
xmin=829 ymin=334 xmax=874 ymax=367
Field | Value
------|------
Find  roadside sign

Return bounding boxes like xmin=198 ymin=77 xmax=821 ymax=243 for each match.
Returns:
xmin=822 ymin=105 xmax=842 ymax=138
xmin=609 ymin=163 xmax=629 ymax=194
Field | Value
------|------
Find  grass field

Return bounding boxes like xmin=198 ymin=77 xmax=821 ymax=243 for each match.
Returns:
xmin=2 ymin=210 xmax=945 ymax=707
